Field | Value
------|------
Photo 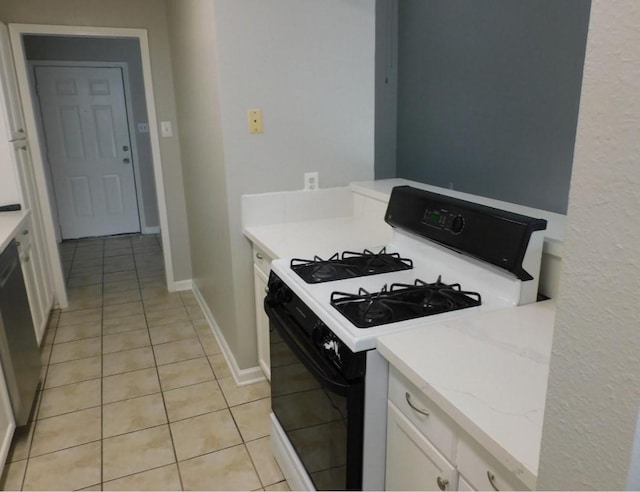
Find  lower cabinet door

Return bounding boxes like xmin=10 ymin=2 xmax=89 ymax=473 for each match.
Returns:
xmin=386 ymin=402 xmax=457 ymax=491
xmin=457 ymin=474 xmax=475 ymax=491
xmin=253 ymin=264 xmax=270 ymax=380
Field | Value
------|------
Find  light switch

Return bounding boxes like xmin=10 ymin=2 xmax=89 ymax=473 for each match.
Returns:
xmin=161 ymin=121 xmax=173 ymax=138
xmin=248 ymin=109 xmax=263 ymax=134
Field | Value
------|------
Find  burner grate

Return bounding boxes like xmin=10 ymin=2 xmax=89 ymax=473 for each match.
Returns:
xmin=290 ymin=248 xmax=413 ymax=283
xmin=330 ymin=276 xmax=482 ymax=328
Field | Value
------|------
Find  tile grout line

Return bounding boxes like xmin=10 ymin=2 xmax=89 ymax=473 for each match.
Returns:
xmin=99 ymin=237 xmax=107 ymax=490
xmin=134 ymin=243 xmax=186 ymax=492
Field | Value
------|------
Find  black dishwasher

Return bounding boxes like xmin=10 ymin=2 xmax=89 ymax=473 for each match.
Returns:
xmin=0 ymin=239 xmax=42 ymax=426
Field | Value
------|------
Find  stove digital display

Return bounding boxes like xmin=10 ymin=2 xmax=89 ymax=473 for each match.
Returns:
xmin=422 ymin=208 xmax=464 ymax=235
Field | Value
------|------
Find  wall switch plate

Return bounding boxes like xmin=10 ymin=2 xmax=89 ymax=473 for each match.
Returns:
xmin=137 ymin=123 xmax=149 ymax=133
xmin=304 ymin=172 xmax=319 ymax=191
xmin=160 ymin=121 xmax=173 ymax=137
xmin=248 ymin=109 xmax=263 ymax=133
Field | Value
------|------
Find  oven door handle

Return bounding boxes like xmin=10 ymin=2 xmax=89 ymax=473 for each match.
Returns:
xmin=266 ymin=305 xmax=350 ymax=396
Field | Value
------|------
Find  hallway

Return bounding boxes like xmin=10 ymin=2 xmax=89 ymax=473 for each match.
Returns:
xmin=0 ymin=234 xmax=286 ymax=490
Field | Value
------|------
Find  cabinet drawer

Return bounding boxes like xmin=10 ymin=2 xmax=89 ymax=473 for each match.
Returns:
xmin=388 ymin=366 xmax=456 ymax=461
xmin=457 ymin=433 xmax=529 ymax=491
xmin=386 ymin=401 xmax=457 ymax=491
xmin=252 ymin=245 xmax=272 ymax=277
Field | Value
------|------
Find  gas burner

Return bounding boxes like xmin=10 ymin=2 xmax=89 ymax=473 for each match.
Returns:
xmin=330 ymin=276 xmax=482 ymax=328
xmin=290 ymin=248 xmax=413 ymax=284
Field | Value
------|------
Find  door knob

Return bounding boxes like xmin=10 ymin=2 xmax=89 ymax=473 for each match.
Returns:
xmin=123 ymin=158 xmax=130 ymax=164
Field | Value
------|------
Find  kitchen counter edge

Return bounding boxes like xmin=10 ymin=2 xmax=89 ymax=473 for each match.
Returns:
xmin=0 ymin=210 xmax=30 ymax=253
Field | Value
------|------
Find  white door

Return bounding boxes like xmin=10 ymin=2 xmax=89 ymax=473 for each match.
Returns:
xmin=34 ymin=65 xmax=140 ymax=239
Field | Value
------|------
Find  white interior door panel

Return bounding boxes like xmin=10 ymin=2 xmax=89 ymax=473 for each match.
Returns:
xmin=34 ymin=65 xmax=140 ymax=239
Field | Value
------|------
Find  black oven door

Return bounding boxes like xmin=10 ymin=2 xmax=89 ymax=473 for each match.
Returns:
xmin=268 ymin=305 xmax=364 ymax=491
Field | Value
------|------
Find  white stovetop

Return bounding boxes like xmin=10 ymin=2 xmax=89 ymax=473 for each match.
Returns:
xmin=0 ymin=209 xmax=29 ymax=253
xmin=270 ymin=229 xmax=524 ymax=353
xmin=377 ymin=299 xmax=555 ymax=490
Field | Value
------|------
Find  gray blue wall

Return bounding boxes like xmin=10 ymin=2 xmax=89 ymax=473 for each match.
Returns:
xmin=392 ymin=0 xmax=590 ymax=213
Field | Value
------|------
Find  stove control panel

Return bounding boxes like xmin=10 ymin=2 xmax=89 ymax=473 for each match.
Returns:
xmin=422 ymin=208 xmax=465 ymax=235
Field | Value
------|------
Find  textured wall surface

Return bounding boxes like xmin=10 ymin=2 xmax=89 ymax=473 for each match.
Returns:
xmin=537 ymin=1 xmax=640 ymax=489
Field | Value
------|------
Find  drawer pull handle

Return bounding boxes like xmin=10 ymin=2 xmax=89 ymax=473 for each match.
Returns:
xmin=405 ymin=392 xmax=429 ymax=417
xmin=487 ymin=471 xmax=500 ymax=491
xmin=436 ymin=476 xmax=449 ymax=491
xmin=255 ymin=253 xmax=263 ymax=260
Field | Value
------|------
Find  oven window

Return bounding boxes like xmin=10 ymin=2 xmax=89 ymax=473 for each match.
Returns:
xmin=270 ymin=324 xmax=363 ymax=490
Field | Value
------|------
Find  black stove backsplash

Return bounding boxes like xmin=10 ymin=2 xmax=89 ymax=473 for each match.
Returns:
xmin=384 ymin=186 xmax=547 ymax=281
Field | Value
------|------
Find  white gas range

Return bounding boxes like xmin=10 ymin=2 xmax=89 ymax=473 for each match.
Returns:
xmin=265 ymin=185 xmax=547 ymax=490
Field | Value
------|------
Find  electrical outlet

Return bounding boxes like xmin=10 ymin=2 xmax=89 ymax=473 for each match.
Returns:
xmin=160 ymin=121 xmax=173 ymax=137
xmin=248 ymin=109 xmax=263 ymax=133
xmin=304 ymin=172 xmax=319 ymax=191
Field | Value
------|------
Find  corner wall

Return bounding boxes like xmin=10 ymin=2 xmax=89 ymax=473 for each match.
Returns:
xmin=537 ymin=1 xmax=640 ymax=488
xmin=165 ymin=0 xmax=377 ymax=370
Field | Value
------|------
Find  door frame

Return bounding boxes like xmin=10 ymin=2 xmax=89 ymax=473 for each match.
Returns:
xmin=28 ymin=60 xmax=150 ymax=239
xmin=9 ymin=24 xmax=177 ymax=308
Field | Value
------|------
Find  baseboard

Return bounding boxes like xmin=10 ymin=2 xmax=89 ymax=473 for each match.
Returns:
xmin=142 ymin=226 xmax=160 ymax=234
xmin=172 ymin=279 xmax=193 ymax=292
xmin=191 ymin=282 xmax=265 ymax=386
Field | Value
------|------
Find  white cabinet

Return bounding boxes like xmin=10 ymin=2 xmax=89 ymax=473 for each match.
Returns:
xmin=252 ymin=245 xmax=273 ymax=380
xmin=386 ymin=367 xmax=529 ymax=491
xmin=386 ymin=402 xmax=457 ymax=491
xmin=0 ymin=22 xmax=53 ymax=344
xmin=15 ymin=217 xmax=49 ymax=343
xmin=456 ymin=432 xmax=527 ymax=492
xmin=0 ymin=22 xmax=25 ymax=141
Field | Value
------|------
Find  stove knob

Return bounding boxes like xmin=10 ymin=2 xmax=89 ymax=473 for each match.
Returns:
xmin=323 ymin=339 xmax=341 ymax=363
xmin=451 ymin=215 xmax=465 ymax=234
xmin=312 ymin=323 xmax=326 ymax=346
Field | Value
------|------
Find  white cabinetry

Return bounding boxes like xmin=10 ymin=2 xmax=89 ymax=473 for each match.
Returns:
xmin=386 ymin=367 xmax=529 ymax=491
xmin=0 ymin=23 xmax=25 ymax=140
xmin=0 ymin=21 xmax=53 ymax=344
xmin=252 ymin=245 xmax=273 ymax=380
xmin=15 ymin=217 xmax=49 ymax=343
xmin=386 ymin=402 xmax=456 ymax=491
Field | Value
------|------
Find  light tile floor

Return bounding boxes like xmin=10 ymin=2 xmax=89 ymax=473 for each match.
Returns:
xmin=0 ymin=234 xmax=287 ymax=491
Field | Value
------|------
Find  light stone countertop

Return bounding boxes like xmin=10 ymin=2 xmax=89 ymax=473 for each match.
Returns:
xmin=243 ymin=216 xmax=392 ymax=261
xmin=377 ymin=299 xmax=555 ymax=490
xmin=0 ymin=210 xmax=29 ymax=253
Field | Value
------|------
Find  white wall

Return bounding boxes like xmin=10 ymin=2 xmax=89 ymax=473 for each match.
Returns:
xmin=537 ymin=1 xmax=640 ymax=489
xmin=167 ymin=0 xmax=376 ymax=370
xmin=216 ymin=0 xmax=376 ymax=369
